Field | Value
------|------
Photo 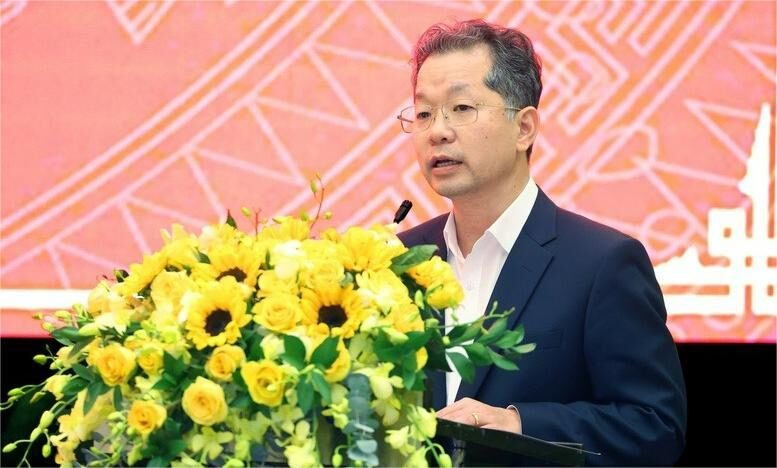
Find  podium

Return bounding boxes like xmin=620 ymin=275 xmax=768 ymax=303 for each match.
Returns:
xmin=437 ymin=419 xmax=587 ymax=466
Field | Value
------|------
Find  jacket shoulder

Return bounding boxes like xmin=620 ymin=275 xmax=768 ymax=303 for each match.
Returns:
xmin=397 ymin=213 xmax=447 ymax=247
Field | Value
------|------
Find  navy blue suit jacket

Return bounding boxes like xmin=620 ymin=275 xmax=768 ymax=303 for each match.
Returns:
xmin=398 ymin=189 xmax=687 ymax=465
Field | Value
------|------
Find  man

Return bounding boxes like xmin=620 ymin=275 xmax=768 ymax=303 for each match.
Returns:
xmin=397 ymin=19 xmax=687 ymax=465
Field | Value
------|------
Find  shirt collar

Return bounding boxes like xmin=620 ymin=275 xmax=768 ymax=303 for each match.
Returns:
xmin=443 ymin=177 xmax=538 ymax=258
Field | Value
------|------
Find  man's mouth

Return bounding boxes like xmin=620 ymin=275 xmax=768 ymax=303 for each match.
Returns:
xmin=431 ymin=156 xmax=462 ymax=168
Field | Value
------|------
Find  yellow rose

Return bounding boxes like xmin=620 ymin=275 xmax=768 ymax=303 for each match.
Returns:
xmin=324 ymin=341 xmax=351 ymax=383
xmin=128 ymin=400 xmax=166 ymax=436
xmin=182 ymin=377 xmax=228 ymax=426
xmin=241 ymin=360 xmax=287 ymax=407
xmin=91 ymin=344 xmax=136 ymax=386
xmin=252 ymin=294 xmax=301 ymax=332
xmin=137 ymin=346 xmax=165 ymax=376
xmin=206 ymin=345 xmax=246 ymax=381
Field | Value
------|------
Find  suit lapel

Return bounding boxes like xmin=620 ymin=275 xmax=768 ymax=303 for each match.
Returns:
xmin=426 ymin=218 xmax=448 ymax=409
xmin=457 ymin=190 xmax=558 ymax=401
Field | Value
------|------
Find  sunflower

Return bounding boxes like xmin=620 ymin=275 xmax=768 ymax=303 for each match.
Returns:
xmin=185 ymin=277 xmax=252 ymax=350
xmin=300 ymin=284 xmax=367 ymax=339
xmin=191 ymin=242 xmax=263 ymax=293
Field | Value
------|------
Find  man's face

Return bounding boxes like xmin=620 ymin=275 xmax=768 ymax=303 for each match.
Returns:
xmin=412 ymin=45 xmax=527 ymax=205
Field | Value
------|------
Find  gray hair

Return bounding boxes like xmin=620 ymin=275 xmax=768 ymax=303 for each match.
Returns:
xmin=410 ymin=19 xmax=543 ymax=158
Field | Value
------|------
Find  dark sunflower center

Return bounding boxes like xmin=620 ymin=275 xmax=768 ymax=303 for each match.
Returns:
xmin=205 ymin=309 xmax=232 ymax=335
xmin=318 ymin=305 xmax=347 ymax=328
xmin=217 ymin=267 xmax=247 ymax=283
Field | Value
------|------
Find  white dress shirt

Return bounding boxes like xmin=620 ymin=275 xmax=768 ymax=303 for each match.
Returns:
xmin=443 ymin=178 xmax=539 ymax=406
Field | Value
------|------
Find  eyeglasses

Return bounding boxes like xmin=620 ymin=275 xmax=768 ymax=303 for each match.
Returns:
xmin=397 ymin=100 xmax=522 ymax=133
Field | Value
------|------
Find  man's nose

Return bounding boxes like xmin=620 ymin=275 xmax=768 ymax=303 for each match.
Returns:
xmin=428 ymin=107 xmax=455 ymax=143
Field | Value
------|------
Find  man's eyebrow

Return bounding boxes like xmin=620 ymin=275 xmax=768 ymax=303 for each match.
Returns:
xmin=415 ymin=83 xmax=473 ymax=101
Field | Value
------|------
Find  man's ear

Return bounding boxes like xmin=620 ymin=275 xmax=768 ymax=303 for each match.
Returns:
xmin=515 ymin=107 xmax=539 ymax=154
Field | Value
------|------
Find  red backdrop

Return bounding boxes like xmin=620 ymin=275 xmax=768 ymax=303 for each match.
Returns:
xmin=1 ymin=0 xmax=775 ymax=342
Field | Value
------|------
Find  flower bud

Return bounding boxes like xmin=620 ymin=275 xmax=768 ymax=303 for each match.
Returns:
xmin=108 ymin=411 xmax=124 ymax=421
xmin=2 ymin=443 xmax=17 ymax=453
xmin=54 ymin=310 xmax=72 ymax=320
xmin=438 ymin=453 xmax=452 ymax=468
xmin=39 ymin=410 xmax=55 ymax=429
xmin=33 ymin=354 xmax=48 ymax=365
xmin=41 ymin=444 xmax=52 ymax=458
xmin=442 ymin=336 xmax=451 ymax=346
xmin=78 ymin=323 xmax=100 ymax=336
xmin=29 ymin=427 xmax=41 ymax=442
xmin=7 ymin=388 xmax=23 ymax=397
xmin=30 ymin=391 xmax=46 ymax=403
xmin=41 ymin=322 xmax=55 ymax=332
xmin=241 ymin=207 xmax=252 ymax=217
xmin=332 ymin=452 xmax=343 ymax=467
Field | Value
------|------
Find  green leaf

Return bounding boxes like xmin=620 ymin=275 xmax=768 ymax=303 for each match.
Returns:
xmin=62 ymin=377 xmax=89 ymax=396
xmin=425 ymin=330 xmax=451 ymax=372
xmin=447 ymin=321 xmax=481 ymax=345
xmin=493 ymin=328 xmax=526 ymax=349
xmin=297 ymin=379 xmax=314 ymax=414
xmin=113 ymin=386 xmax=123 ymax=409
xmin=163 ymin=352 xmax=186 ymax=378
xmin=401 ymin=353 xmax=418 ymax=389
xmin=231 ymin=393 xmax=253 ymax=409
xmin=479 ymin=317 xmax=509 ymax=345
xmin=83 ymin=380 xmax=109 ymax=414
xmin=152 ymin=374 xmax=178 ymax=391
xmin=448 ymin=352 xmax=475 ymax=383
xmin=114 ymin=269 xmax=129 ymax=283
xmin=390 ymin=245 xmax=438 ymax=275
xmin=489 ymin=349 xmax=519 ymax=371
xmin=463 ymin=343 xmax=491 ymax=366
xmin=50 ymin=327 xmax=90 ymax=345
xmin=310 ymin=336 xmax=339 ymax=369
xmin=310 ymin=371 xmax=331 ymax=406
xmin=281 ymin=335 xmax=306 ymax=370
xmin=225 ymin=210 xmax=237 ymax=228
xmin=340 ymin=272 xmax=355 ymax=288
xmin=71 ymin=363 xmax=95 ymax=381
xmin=512 ymin=343 xmax=536 ymax=354
xmin=246 ymin=334 xmax=264 ymax=361
xmin=195 ymin=250 xmax=211 ymax=264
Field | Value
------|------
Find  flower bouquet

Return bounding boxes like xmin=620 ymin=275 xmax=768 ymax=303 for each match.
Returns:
xmin=1 ymin=192 xmax=535 ymax=467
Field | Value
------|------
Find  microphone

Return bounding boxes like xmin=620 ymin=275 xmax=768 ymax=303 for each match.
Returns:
xmin=393 ymin=200 xmax=413 ymax=224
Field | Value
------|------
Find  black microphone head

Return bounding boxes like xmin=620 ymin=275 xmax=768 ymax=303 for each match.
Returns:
xmin=393 ymin=200 xmax=413 ymax=224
